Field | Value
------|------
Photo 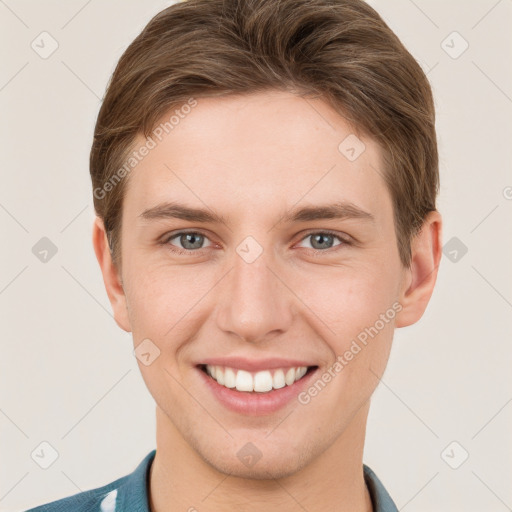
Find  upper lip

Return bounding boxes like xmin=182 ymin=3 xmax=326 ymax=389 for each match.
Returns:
xmin=197 ymin=357 xmax=317 ymax=372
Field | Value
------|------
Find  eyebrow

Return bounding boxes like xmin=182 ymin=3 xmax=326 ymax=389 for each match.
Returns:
xmin=280 ymin=201 xmax=375 ymax=224
xmin=138 ymin=200 xmax=375 ymax=225
xmin=139 ymin=202 xmax=229 ymax=224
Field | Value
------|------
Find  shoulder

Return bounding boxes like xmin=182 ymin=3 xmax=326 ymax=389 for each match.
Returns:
xmin=23 ymin=450 xmax=156 ymax=512
xmin=24 ymin=481 xmax=122 ymax=512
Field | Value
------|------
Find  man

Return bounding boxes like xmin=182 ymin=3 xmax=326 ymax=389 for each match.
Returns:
xmin=26 ymin=0 xmax=442 ymax=510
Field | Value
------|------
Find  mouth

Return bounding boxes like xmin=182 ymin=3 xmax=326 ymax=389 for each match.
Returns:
xmin=197 ymin=363 xmax=319 ymax=393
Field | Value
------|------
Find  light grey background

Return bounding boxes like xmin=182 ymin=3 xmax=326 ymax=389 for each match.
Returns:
xmin=1 ymin=1 xmax=511 ymax=511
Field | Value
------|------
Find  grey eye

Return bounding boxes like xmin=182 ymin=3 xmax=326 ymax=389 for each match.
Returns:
xmin=179 ymin=233 xmax=203 ymax=250
xmin=299 ymin=232 xmax=344 ymax=251
xmin=169 ymin=232 xmax=211 ymax=251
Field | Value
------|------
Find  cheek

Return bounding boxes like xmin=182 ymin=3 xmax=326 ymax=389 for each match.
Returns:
xmin=294 ymin=263 xmax=399 ymax=396
xmin=303 ymin=272 xmax=397 ymax=407
xmin=124 ymin=261 xmax=214 ymax=340
xmin=297 ymin=262 xmax=400 ymax=338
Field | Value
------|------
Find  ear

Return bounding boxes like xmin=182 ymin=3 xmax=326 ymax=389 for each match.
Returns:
xmin=395 ymin=210 xmax=443 ymax=328
xmin=92 ymin=217 xmax=131 ymax=332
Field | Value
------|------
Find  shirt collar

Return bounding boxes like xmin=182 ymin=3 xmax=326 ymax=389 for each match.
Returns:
xmin=115 ymin=449 xmax=155 ymax=511
xmin=363 ymin=463 xmax=399 ymax=512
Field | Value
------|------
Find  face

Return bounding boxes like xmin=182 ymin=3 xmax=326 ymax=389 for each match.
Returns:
xmin=95 ymin=90 xmax=437 ymax=480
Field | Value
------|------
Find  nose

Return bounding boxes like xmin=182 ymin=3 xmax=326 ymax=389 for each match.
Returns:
xmin=215 ymin=245 xmax=294 ymax=344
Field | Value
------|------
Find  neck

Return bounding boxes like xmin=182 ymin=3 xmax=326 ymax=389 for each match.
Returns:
xmin=149 ymin=403 xmax=373 ymax=512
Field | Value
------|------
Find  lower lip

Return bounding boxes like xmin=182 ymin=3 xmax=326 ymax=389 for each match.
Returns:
xmin=196 ymin=366 xmax=319 ymax=416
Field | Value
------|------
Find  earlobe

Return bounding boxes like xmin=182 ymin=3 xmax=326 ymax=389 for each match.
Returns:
xmin=92 ymin=217 xmax=132 ymax=332
xmin=395 ymin=210 xmax=443 ymax=328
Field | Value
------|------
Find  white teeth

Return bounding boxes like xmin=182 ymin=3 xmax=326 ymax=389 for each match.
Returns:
xmin=272 ymin=369 xmax=286 ymax=389
xmin=235 ymin=370 xmax=254 ymax=392
xmin=285 ymin=367 xmax=296 ymax=385
xmin=204 ymin=364 xmax=310 ymax=392
xmin=224 ymin=367 xmax=236 ymax=388
xmin=254 ymin=370 xmax=273 ymax=392
xmin=216 ymin=366 xmax=225 ymax=386
xmin=296 ymin=366 xmax=307 ymax=379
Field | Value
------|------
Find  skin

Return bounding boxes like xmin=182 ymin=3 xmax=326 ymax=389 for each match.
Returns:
xmin=93 ymin=90 xmax=442 ymax=512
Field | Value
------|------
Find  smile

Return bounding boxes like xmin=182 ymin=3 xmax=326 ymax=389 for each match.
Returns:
xmin=199 ymin=364 xmax=316 ymax=393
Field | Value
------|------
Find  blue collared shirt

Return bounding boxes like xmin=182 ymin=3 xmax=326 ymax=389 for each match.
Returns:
xmin=25 ymin=450 xmax=398 ymax=511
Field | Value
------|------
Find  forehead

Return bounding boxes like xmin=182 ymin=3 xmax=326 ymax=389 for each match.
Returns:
xmin=124 ymin=90 xmax=391 ymax=224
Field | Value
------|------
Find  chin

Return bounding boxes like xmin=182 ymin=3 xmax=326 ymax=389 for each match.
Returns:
xmin=196 ymin=437 xmax=314 ymax=481
xmin=209 ymin=455 xmax=305 ymax=480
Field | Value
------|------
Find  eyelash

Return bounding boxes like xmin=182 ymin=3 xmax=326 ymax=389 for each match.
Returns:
xmin=160 ymin=230 xmax=353 ymax=256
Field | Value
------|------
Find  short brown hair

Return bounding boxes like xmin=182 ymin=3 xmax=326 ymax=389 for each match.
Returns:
xmin=90 ymin=0 xmax=439 ymax=268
